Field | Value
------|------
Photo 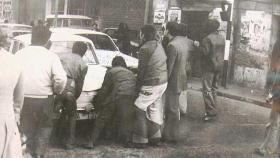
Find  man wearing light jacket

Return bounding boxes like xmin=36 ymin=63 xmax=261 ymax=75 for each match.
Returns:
xmin=17 ymin=24 xmax=66 ymax=158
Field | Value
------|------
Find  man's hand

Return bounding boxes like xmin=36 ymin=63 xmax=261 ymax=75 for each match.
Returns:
xmin=193 ymin=41 xmax=200 ymax=47
xmin=85 ymin=104 xmax=94 ymax=113
xmin=15 ymin=113 xmax=20 ymax=125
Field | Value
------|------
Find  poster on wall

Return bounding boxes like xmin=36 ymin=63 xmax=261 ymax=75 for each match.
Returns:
xmin=154 ymin=10 xmax=165 ymax=24
xmin=241 ymin=11 xmax=271 ymax=52
xmin=168 ymin=9 xmax=181 ymax=23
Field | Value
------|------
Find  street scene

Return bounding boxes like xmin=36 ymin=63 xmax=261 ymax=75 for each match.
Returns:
xmin=1 ymin=0 xmax=280 ymax=158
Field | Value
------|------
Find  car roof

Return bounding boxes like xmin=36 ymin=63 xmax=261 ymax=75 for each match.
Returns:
xmin=50 ymin=27 xmax=107 ymax=36
xmin=46 ymin=14 xmax=92 ymax=20
xmin=0 ymin=23 xmax=32 ymax=28
xmin=14 ymin=33 xmax=93 ymax=46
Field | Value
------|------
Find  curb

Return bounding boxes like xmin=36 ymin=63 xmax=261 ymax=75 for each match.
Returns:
xmin=188 ymin=86 xmax=268 ymax=108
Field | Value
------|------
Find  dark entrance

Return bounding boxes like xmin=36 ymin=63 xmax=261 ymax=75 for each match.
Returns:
xmin=181 ymin=11 xmax=209 ymax=78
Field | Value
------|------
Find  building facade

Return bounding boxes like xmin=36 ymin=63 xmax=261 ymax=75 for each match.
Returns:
xmin=12 ymin=0 xmax=280 ymax=89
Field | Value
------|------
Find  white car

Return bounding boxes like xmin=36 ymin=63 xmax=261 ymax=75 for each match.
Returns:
xmin=0 ymin=23 xmax=32 ymax=49
xmin=50 ymin=28 xmax=138 ymax=69
xmin=0 ymin=23 xmax=32 ymax=38
xmin=46 ymin=14 xmax=93 ymax=29
xmin=10 ymin=33 xmax=107 ymax=120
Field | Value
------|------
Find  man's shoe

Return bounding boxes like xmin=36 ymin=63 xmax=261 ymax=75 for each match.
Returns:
xmin=204 ymin=115 xmax=212 ymax=121
xmin=161 ymin=138 xmax=178 ymax=144
xmin=82 ymin=142 xmax=94 ymax=149
xmin=124 ymin=142 xmax=147 ymax=149
xmin=254 ymin=148 xmax=265 ymax=156
xmin=64 ymin=143 xmax=75 ymax=150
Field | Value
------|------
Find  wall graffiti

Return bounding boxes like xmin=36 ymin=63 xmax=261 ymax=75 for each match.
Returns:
xmin=241 ymin=11 xmax=271 ymax=53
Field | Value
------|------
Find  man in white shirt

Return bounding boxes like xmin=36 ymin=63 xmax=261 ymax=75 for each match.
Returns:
xmin=17 ymin=21 xmax=66 ymax=158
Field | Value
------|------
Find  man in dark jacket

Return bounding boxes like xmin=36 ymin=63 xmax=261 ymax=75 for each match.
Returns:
xmin=198 ymin=19 xmax=225 ymax=121
xmin=131 ymin=25 xmax=167 ymax=148
xmin=163 ymin=22 xmax=192 ymax=143
xmin=85 ymin=56 xmax=136 ymax=149
xmin=54 ymin=42 xmax=88 ymax=149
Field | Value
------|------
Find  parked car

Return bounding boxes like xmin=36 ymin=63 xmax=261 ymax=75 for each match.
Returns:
xmin=0 ymin=23 xmax=32 ymax=49
xmin=51 ymin=28 xmax=138 ymax=69
xmin=10 ymin=33 xmax=107 ymax=120
xmin=46 ymin=14 xmax=93 ymax=29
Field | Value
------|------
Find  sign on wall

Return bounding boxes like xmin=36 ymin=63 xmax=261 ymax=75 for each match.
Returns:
xmin=241 ymin=11 xmax=271 ymax=52
xmin=154 ymin=10 xmax=165 ymax=24
xmin=168 ymin=9 xmax=181 ymax=23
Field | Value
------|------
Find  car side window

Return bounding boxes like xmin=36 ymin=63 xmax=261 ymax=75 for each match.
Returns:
xmin=83 ymin=43 xmax=98 ymax=65
xmin=19 ymin=43 xmax=25 ymax=50
xmin=11 ymin=41 xmax=20 ymax=54
xmin=63 ymin=19 xmax=69 ymax=27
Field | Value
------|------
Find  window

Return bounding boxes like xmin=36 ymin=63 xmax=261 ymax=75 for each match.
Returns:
xmin=78 ymin=34 xmax=117 ymax=51
xmin=81 ymin=19 xmax=92 ymax=27
xmin=70 ymin=19 xmax=81 ymax=27
xmin=62 ymin=19 xmax=69 ymax=27
xmin=49 ymin=41 xmax=98 ymax=64
xmin=51 ymin=0 xmax=65 ymax=14
xmin=11 ymin=41 xmax=19 ymax=54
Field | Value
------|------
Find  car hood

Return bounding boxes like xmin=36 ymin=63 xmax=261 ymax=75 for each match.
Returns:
xmin=82 ymin=64 xmax=107 ymax=91
xmin=95 ymin=50 xmax=138 ymax=68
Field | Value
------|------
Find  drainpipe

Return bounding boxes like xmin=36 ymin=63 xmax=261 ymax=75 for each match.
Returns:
xmin=222 ymin=0 xmax=235 ymax=88
xmin=54 ymin=0 xmax=59 ymax=27
xmin=64 ymin=0 xmax=68 ymax=15
xmin=144 ymin=0 xmax=150 ymax=24
xmin=1 ymin=0 xmax=4 ymax=19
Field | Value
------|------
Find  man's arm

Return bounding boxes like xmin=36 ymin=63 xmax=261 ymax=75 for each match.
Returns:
xmin=166 ymin=44 xmax=178 ymax=78
xmin=75 ymin=65 xmax=88 ymax=99
xmin=200 ymin=37 xmax=211 ymax=56
xmin=136 ymin=47 xmax=150 ymax=92
xmin=96 ymin=70 xmax=113 ymax=101
xmin=13 ymin=71 xmax=24 ymax=125
xmin=51 ymin=54 xmax=67 ymax=95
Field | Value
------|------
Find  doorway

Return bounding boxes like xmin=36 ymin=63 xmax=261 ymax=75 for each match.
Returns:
xmin=181 ymin=11 xmax=209 ymax=78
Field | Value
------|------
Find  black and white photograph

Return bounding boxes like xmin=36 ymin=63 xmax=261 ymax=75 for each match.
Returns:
xmin=1 ymin=0 xmax=280 ymax=158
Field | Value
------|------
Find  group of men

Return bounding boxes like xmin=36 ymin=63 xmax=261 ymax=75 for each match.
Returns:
xmin=15 ymin=18 xmax=225 ymax=157
xmin=83 ymin=19 xmax=225 ymax=149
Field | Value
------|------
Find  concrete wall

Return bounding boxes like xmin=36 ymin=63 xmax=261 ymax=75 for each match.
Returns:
xmin=232 ymin=0 xmax=279 ymax=89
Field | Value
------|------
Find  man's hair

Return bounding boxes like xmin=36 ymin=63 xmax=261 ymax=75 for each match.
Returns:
xmin=72 ymin=42 xmax=87 ymax=56
xmin=140 ymin=24 xmax=157 ymax=41
xmin=205 ymin=19 xmax=220 ymax=34
xmin=166 ymin=22 xmax=179 ymax=36
xmin=31 ymin=20 xmax=51 ymax=46
xmin=178 ymin=23 xmax=188 ymax=37
xmin=112 ymin=56 xmax=127 ymax=68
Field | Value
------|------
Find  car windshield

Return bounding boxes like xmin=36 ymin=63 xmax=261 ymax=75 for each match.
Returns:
xmin=48 ymin=41 xmax=98 ymax=64
xmin=78 ymin=34 xmax=117 ymax=51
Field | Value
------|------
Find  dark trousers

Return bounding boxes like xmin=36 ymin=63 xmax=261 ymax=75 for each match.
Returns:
xmin=163 ymin=91 xmax=180 ymax=142
xmin=89 ymin=95 xmax=134 ymax=144
xmin=55 ymin=92 xmax=77 ymax=146
xmin=202 ymin=71 xmax=218 ymax=116
xmin=20 ymin=96 xmax=54 ymax=157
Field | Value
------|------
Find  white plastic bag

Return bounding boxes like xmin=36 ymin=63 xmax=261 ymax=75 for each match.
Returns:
xmin=179 ymin=90 xmax=188 ymax=114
